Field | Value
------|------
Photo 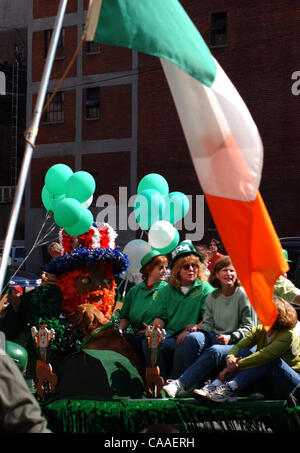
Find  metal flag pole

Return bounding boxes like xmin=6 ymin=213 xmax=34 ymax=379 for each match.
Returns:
xmin=0 ymin=0 xmax=69 ymax=296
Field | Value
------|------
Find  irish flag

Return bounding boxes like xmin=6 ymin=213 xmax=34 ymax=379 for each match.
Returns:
xmin=84 ymin=0 xmax=288 ymax=329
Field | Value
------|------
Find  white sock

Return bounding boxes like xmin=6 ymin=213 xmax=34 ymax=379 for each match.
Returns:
xmin=227 ymin=380 xmax=238 ymax=391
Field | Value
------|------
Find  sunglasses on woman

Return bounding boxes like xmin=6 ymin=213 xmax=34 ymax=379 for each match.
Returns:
xmin=182 ymin=263 xmax=198 ymax=270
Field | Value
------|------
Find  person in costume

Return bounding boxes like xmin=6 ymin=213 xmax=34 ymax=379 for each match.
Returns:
xmin=151 ymin=241 xmax=215 ymax=380
xmin=207 ymin=238 xmax=224 ymax=273
xmin=201 ymin=297 xmax=300 ymax=402
xmin=162 ymin=255 xmax=257 ymax=397
xmin=0 ymin=223 xmax=130 ymax=373
xmin=117 ymin=250 xmax=168 ymax=364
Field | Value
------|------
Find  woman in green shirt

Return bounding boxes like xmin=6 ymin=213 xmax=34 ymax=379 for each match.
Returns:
xmin=152 ymin=241 xmax=215 ymax=379
xmin=204 ymin=297 xmax=300 ymax=402
xmin=117 ymin=250 xmax=168 ymax=364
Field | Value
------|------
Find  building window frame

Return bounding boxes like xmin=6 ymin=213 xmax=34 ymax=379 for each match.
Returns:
xmin=42 ymin=91 xmax=64 ymax=124
xmin=86 ymin=41 xmax=101 ymax=55
xmin=210 ymin=12 xmax=227 ymax=48
xmin=44 ymin=28 xmax=65 ymax=60
xmin=85 ymin=87 xmax=100 ymax=120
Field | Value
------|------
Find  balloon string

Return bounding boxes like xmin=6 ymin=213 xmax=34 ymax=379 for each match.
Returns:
xmin=0 ymin=212 xmax=57 ymax=296
xmin=122 ymin=277 xmax=129 ymax=299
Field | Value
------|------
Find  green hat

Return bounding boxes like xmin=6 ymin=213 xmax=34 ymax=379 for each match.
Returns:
xmin=283 ymin=249 xmax=292 ymax=263
xmin=171 ymin=240 xmax=203 ymax=267
xmin=140 ymin=249 xmax=162 ymax=270
xmin=5 ymin=340 xmax=28 ymax=373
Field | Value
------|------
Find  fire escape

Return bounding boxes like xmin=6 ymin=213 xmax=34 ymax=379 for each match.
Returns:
xmin=10 ymin=46 xmax=20 ymax=187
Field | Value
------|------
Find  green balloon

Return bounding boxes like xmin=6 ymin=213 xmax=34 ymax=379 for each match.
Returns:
xmin=65 ymin=171 xmax=96 ymax=203
xmin=164 ymin=192 xmax=190 ymax=225
xmin=41 ymin=185 xmax=54 ymax=211
xmin=54 ymin=198 xmax=83 ymax=227
xmin=44 ymin=164 xmax=73 ymax=196
xmin=137 ymin=173 xmax=169 ymax=196
xmin=6 ymin=340 xmax=28 ymax=373
xmin=134 ymin=189 xmax=166 ymax=231
xmin=52 ymin=194 xmax=66 ymax=211
xmin=65 ymin=208 xmax=93 ymax=236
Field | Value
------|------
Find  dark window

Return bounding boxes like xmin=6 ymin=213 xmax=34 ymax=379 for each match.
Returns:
xmin=211 ymin=12 xmax=227 ymax=47
xmin=43 ymin=92 xmax=64 ymax=123
xmin=44 ymin=28 xmax=65 ymax=59
xmin=86 ymin=87 xmax=100 ymax=119
xmin=86 ymin=41 xmax=101 ymax=55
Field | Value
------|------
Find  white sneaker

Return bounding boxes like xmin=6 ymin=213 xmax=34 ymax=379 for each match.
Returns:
xmin=177 ymin=388 xmax=195 ymax=398
xmin=193 ymin=380 xmax=217 ymax=399
xmin=206 ymin=383 xmax=237 ymax=403
xmin=162 ymin=380 xmax=183 ymax=398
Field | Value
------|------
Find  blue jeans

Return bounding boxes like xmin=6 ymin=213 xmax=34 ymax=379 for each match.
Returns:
xmin=178 ymin=344 xmax=232 ymax=389
xmin=233 ymin=357 xmax=300 ymax=399
xmin=156 ymin=331 xmax=217 ymax=380
xmin=169 ymin=331 xmax=219 ymax=379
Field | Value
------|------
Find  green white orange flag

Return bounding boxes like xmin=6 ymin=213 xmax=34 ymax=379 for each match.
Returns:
xmin=84 ymin=0 xmax=288 ymax=329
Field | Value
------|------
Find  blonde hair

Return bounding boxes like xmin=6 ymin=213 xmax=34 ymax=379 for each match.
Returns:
xmin=47 ymin=242 xmax=62 ymax=255
xmin=169 ymin=254 xmax=206 ymax=287
xmin=208 ymin=255 xmax=240 ymax=288
xmin=271 ymin=296 xmax=298 ymax=330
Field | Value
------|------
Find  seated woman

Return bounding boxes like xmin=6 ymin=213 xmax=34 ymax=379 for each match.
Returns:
xmin=151 ymin=241 xmax=215 ymax=380
xmin=162 ymin=256 xmax=257 ymax=397
xmin=117 ymin=251 xmax=168 ymax=364
xmin=200 ymin=297 xmax=300 ymax=402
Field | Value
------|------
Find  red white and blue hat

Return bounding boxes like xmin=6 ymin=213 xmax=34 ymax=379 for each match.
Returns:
xmin=45 ymin=222 xmax=129 ymax=276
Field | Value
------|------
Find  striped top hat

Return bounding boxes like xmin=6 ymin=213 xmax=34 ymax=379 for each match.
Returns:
xmin=45 ymin=222 xmax=129 ymax=276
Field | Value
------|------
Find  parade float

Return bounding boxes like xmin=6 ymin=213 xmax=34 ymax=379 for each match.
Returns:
xmin=0 ymin=165 xmax=298 ymax=434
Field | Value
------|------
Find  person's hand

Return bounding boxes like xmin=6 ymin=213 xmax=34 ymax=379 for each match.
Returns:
xmin=117 ymin=328 xmax=123 ymax=335
xmin=219 ymin=367 xmax=232 ymax=382
xmin=216 ymin=334 xmax=230 ymax=345
xmin=226 ymin=356 xmax=241 ymax=371
xmin=185 ymin=324 xmax=199 ymax=332
xmin=176 ymin=330 xmax=190 ymax=345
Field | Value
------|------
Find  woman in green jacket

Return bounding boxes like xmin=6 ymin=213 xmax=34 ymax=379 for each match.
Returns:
xmin=117 ymin=250 xmax=168 ymax=364
xmin=152 ymin=241 xmax=215 ymax=379
xmin=202 ymin=297 xmax=300 ymax=402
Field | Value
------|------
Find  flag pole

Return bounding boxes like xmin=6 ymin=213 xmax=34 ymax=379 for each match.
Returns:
xmin=0 ymin=0 xmax=69 ymax=296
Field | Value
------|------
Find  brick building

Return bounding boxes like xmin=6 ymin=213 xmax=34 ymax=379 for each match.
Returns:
xmin=0 ymin=2 xmax=27 ymax=243
xmin=25 ymin=0 xmax=300 ymax=273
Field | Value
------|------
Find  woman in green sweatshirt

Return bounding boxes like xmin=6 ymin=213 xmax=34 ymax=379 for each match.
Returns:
xmin=204 ymin=297 xmax=300 ymax=402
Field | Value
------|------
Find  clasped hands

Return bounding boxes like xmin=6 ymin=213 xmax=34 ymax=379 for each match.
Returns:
xmin=219 ymin=356 xmax=241 ymax=381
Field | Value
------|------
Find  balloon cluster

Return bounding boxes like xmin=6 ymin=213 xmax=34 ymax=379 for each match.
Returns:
xmin=41 ymin=164 xmax=95 ymax=236
xmin=123 ymin=173 xmax=190 ymax=280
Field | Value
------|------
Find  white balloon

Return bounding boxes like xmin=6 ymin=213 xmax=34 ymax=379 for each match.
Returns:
xmin=123 ymin=239 xmax=152 ymax=276
xmin=81 ymin=195 xmax=93 ymax=208
xmin=148 ymin=220 xmax=176 ymax=249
